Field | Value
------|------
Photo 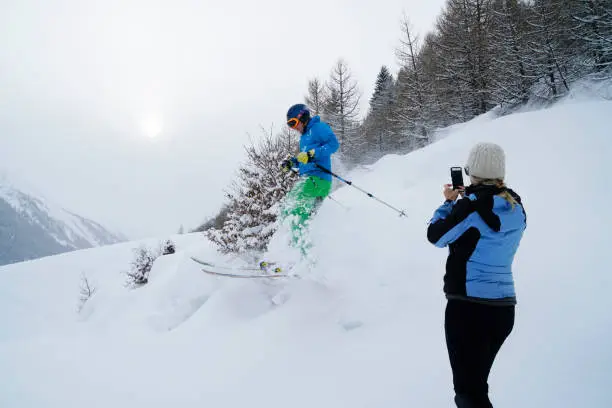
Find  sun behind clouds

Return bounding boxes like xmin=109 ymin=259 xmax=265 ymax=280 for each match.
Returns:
xmin=140 ymin=116 xmax=163 ymax=139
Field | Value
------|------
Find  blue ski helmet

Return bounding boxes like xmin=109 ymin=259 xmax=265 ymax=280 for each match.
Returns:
xmin=286 ymin=103 xmax=310 ymax=123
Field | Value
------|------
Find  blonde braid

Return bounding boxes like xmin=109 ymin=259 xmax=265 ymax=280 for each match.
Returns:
xmin=495 ymin=180 xmax=517 ymax=210
xmin=499 ymin=189 xmax=517 ymax=209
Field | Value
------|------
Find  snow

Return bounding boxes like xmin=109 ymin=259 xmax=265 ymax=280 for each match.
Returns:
xmin=0 ymin=181 xmax=122 ymax=251
xmin=1 ymin=97 xmax=611 ymax=407
xmin=0 ymin=183 xmax=29 ymax=214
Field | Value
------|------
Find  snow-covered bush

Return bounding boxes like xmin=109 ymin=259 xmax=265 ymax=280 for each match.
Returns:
xmin=125 ymin=239 xmax=176 ymax=287
xmin=161 ymin=239 xmax=176 ymax=255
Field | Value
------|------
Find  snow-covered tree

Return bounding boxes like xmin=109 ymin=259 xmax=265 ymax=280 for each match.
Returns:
xmin=206 ymin=126 xmax=299 ymax=254
xmin=161 ymin=239 xmax=176 ymax=255
xmin=568 ymin=0 xmax=612 ymax=73
xmin=371 ymin=66 xmax=395 ymax=148
xmin=488 ymin=0 xmax=534 ymax=107
xmin=193 ymin=205 xmax=231 ymax=232
xmin=392 ymin=14 xmax=433 ymax=150
xmin=361 ymin=66 xmax=396 ymax=158
xmin=125 ymin=246 xmax=156 ymax=286
xmin=124 ymin=239 xmax=176 ymax=287
xmin=524 ymin=0 xmax=579 ymax=99
xmin=325 ymin=59 xmax=362 ymax=156
xmin=305 ymin=78 xmax=328 ymax=117
xmin=433 ymin=0 xmax=496 ymax=119
xmin=323 ymin=87 xmax=341 ymax=130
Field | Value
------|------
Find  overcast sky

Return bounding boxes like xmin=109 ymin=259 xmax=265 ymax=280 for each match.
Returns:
xmin=0 ymin=0 xmax=446 ymax=239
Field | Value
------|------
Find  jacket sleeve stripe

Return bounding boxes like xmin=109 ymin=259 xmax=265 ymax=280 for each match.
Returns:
xmin=429 ymin=214 xmax=478 ymax=248
xmin=427 ymin=199 xmax=475 ymax=246
xmin=430 ymin=201 xmax=454 ymax=224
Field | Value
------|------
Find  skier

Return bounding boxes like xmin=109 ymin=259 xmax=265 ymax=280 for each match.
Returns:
xmin=426 ymin=142 xmax=527 ymax=408
xmin=278 ymin=103 xmax=339 ymax=254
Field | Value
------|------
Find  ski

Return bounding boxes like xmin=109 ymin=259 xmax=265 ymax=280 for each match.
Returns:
xmin=190 ymin=256 xmax=287 ymax=273
xmin=201 ymin=268 xmax=289 ymax=279
xmin=190 ymin=256 xmax=262 ymax=271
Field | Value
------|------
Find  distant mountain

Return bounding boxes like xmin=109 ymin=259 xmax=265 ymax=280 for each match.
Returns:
xmin=0 ymin=182 xmax=124 ymax=266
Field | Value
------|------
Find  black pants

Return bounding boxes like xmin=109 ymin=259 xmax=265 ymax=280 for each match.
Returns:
xmin=445 ymin=299 xmax=515 ymax=408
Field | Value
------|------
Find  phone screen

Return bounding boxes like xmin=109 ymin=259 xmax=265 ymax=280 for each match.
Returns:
xmin=451 ymin=167 xmax=464 ymax=190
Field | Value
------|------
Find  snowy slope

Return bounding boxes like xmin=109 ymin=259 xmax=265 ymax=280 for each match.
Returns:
xmin=0 ymin=181 xmax=124 ymax=265
xmin=1 ymin=98 xmax=611 ymax=408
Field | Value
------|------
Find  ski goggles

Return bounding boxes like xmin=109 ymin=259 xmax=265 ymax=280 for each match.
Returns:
xmin=287 ymin=117 xmax=300 ymax=129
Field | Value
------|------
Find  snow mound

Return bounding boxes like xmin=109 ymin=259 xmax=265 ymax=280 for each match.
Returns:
xmin=1 ymin=97 xmax=611 ymax=407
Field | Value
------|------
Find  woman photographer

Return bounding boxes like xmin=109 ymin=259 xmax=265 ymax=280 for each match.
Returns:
xmin=427 ymin=142 xmax=527 ymax=408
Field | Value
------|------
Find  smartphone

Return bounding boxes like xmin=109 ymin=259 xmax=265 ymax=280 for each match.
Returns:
xmin=450 ymin=167 xmax=464 ymax=190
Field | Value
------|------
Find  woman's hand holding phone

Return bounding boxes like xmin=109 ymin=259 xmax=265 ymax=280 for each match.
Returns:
xmin=443 ymin=184 xmax=465 ymax=201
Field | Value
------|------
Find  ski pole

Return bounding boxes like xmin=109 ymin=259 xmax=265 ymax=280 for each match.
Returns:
xmin=328 ymin=195 xmax=350 ymax=211
xmin=315 ymin=163 xmax=407 ymax=218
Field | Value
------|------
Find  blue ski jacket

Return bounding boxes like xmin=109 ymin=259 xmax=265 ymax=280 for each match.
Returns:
xmin=292 ymin=116 xmax=339 ymax=182
xmin=427 ymin=184 xmax=527 ymax=305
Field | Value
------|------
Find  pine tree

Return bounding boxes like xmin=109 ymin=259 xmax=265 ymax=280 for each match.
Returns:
xmin=393 ymin=14 xmax=433 ymax=150
xmin=362 ymin=66 xmax=395 ymax=156
xmin=568 ymin=0 xmax=612 ymax=73
xmin=277 ymin=124 xmax=298 ymax=155
xmin=418 ymin=32 xmax=451 ymax=129
xmin=161 ymin=240 xmax=176 ymax=255
xmin=371 ymin=66 xmax=394 ymax=109
xmin=206 ymin=127 xmax=299 ymax=254
xmin=126 ymin=246 xmax=157 ymax=286
xmin=432 ymin=0 xmax=497 ymax=120
xmin=323 ymin=87 xmax=341 ymax=130
xmin=305 ymin=78 xmax=328 ymax=116
xmin=525 ymin=0 xmax=579 ymax=99
xmin=325 ymin=59 xmax=362 ymax=156
xmin=488 ymin=0 xmax=534 ymax=107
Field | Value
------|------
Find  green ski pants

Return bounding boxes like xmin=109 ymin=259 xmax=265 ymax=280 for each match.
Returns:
xmin=280 ymin=175 xmax=332 ymax=250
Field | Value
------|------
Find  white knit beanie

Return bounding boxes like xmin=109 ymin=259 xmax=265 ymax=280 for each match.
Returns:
xmin=465 ymin=142 xmax=506 ymax=180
